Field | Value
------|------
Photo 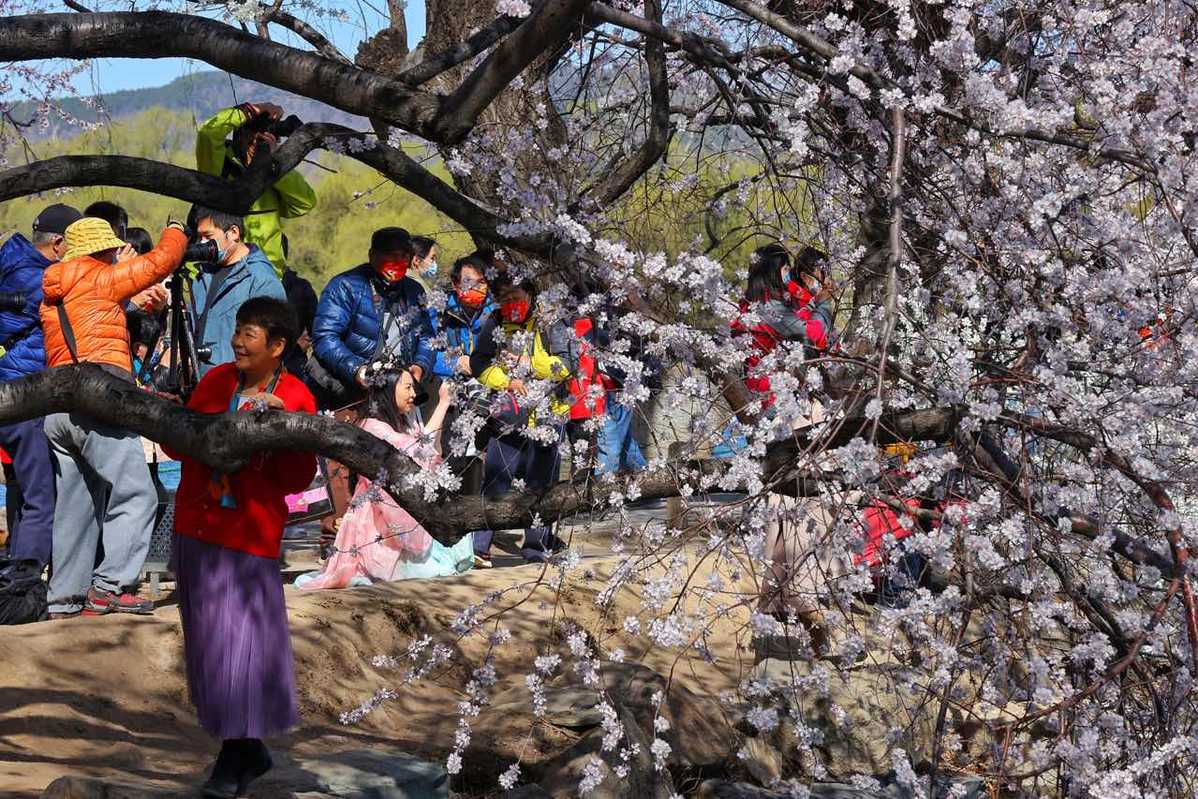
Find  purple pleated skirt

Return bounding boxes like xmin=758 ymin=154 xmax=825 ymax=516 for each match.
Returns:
xmin=172 ymin=534 xmax=298 ymax=739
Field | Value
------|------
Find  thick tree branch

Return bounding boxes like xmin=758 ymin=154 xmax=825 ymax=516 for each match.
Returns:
xmin=0 ymin=366 xmax=971 ymax=544
xmin=257 ymin=4 xmax=350 ymax=63
xmin=580 ymin=0 xmax=674 ymax=208
xmin=0 ymin=365 xmax=842 ymax=542
xmin=433 ymin=0 xmax=592 ymax=142
xmin=398 ymin=15 xmax=523 ymax=86
xmin=0 ymin=13 xmax=459 ymax=141
xmin=0 ymin=122 xmax=555 ymax=257
xmin=0 ymin=121 xmax=327 ymax=211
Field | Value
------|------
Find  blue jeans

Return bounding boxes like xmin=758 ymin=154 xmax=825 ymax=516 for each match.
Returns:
xmin=472 ymin=429 xmax=563 ymax=562
xmin=0 ymin=417 xmax=55 ymax=568
xmin=596 ymin=391 xmax=646 ymax=475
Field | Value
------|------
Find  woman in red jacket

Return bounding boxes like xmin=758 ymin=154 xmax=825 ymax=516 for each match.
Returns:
xmin=164 ymin=297 xmax=317 ymax=798
xmin=730 ymin=242 xmax=833 ymax=409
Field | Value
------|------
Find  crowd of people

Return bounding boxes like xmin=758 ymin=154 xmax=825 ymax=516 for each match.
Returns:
xmin=0 ymin=99 xmax=855 ymax=796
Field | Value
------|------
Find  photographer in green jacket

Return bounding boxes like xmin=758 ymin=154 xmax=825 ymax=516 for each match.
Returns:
xmin=196 ymin=102 xmax=316 ymax=278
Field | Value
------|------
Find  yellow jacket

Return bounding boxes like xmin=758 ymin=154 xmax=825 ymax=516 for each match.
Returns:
xmin=478 ymin=317 xmax=572 ymax=422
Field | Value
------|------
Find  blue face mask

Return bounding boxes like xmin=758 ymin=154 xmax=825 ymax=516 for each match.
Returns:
xmin=420 ymin=259 xmax=438 ymax=279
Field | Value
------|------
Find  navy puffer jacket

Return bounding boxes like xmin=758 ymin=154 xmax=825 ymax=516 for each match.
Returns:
xmin=0 ymin=234 xmax=51 ymax=382
xmin=312 ymin=264 xmax=435 ymax=385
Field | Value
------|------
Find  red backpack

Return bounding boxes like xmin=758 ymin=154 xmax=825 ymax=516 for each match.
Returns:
xmin=564 ymin=318 xmax=612 ymax=420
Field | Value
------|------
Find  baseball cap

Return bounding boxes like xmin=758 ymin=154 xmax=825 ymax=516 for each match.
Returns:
xmin=32 ymin=204 xmax=83 ymax=236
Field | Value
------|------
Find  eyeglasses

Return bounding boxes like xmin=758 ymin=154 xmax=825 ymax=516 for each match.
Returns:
xmin=459 ymin=277 xmax=487 ymax=290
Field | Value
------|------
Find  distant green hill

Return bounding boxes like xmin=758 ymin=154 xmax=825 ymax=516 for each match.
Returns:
xmin=9 ymin=70 xmax=368 ymax=139
xmin=0 ymin=108 xmax=472 ymax=289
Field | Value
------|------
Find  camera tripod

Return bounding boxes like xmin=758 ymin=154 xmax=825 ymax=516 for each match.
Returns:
xmin=136 ymin=268 xmax=204 ymax=399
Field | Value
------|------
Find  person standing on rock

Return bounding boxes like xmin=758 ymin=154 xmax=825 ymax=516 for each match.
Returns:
xmin=162 ymin=297 xmax=316 ymax=798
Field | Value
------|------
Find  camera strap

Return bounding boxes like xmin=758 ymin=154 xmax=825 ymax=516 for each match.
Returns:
xmin=54 ymin=303 xmax=80 ymax=364
xmin=193 ymin=264 xmax=239 ymax=348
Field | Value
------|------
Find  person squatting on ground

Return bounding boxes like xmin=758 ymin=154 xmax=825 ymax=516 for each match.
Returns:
xmin=188 ymin=206 xmax=287 ymax=376
xmin=467 ymin=274 xmax=572 ymax=567
xmin=40 ymin=216 xmax=188 ymax=617
xmin=196 ymin=101 xmax=315 ymax=277
xmin=162 ymin=297 xmax=317 ymax=799
xmin=732 ymin=242 xmax=835 ymax=650
xmin=311 ymin=226 xmax=436 ymax=541
xmin=0 ymin=204 xmax=82 ymax=579
xmin=296 ymin=369 xmax=473 ymax=590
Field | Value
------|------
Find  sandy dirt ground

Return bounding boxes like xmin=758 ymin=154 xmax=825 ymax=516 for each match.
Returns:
xmin=0 ymin=511 xmax=757 ymax=798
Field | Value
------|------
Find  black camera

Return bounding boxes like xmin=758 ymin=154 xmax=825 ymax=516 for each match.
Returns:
xmin=183 ymin=239 xmax=219 ymax=264
xmin=246 ymin=113 xmax=303 ymax=139
xmin=0 ymin=292 xmax=28 ymax=314
xmin=196 ymin=345 xmax=213 ymax=364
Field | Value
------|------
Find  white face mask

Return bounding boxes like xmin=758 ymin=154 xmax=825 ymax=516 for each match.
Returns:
xmin=420 ymin=259 xmax=438 ymax=279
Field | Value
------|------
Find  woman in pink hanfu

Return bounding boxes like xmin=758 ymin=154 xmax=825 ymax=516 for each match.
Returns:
xmin=296 ymin=370 xmax=473 ymax=590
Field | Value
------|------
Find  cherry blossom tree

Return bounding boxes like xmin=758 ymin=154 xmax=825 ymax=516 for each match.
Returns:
xmin=3 ymin=0 xmax=1198 ymax=794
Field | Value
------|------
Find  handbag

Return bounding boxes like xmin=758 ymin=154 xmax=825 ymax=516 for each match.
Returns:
xmin=0 ymin=560 xmax=48 ymax=625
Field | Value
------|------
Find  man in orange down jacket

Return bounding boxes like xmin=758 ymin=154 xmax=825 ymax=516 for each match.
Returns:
xmin=40 ymin=217 xmax=187 ymax=619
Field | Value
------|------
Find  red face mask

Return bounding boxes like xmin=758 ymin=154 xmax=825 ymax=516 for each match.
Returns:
xmin=458 ymin=286 xmax=488 ymax=308
xmin=501 ymin=300 xmax=530 ymax=323
xmin=376 ymin=258 xmax=409 ymax=283
xmin=785 ymin=279 xmax=813 ymax=306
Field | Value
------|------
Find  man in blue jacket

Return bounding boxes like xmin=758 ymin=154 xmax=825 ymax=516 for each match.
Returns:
xmin=312 ymin=226 xmax=435 ymax=400
xmin=311 ymin=227 xmax=435 ymax=543
xmin=188 ymin=207 xmax=286 ymax=376
xmin=0 ymin=203 xmax=81 ymax=573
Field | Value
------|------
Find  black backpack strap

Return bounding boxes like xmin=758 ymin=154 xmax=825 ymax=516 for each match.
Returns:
xmin=193 ymin=266 xmax=238 ymax=349
xmin=55 ymin=303 xmax=80 ymax=364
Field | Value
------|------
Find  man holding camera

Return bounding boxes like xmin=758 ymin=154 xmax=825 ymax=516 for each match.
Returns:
xmin=0 ymin=204 xmax=81 ymax=580
xmin=311 ymin=227 xmax=436 ymax=540
xmin=41 ymin=217 xmax=187 ymax=617
xmin=196 ymin=102 xmax=316 ymax=278
xmin=188 ymin=207 xmax=286 ymax=376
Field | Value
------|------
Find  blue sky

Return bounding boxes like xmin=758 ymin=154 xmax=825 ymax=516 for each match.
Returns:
xmin=61 ymin=3 xmax=427 ymax=96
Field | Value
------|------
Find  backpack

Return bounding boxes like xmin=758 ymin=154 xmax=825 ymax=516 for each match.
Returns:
xmin=0 ymin=559 xmax=48 ymax=625
xmin=548 ymin=318 xmax=609 ymax=420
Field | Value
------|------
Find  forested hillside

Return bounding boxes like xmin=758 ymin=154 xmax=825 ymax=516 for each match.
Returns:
xmin=7 ymin=70 xmax=368 ymax=139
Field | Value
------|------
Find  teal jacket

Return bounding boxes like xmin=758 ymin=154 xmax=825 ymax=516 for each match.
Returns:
xmin=190 ymin=245 xmax=286 ymax=375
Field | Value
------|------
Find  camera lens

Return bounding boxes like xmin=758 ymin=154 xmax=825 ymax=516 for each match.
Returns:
xmin=183 ymin=239 xmax=219 ymax=264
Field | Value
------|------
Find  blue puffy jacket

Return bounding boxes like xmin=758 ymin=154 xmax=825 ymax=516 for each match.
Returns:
xmin=431 ymin=292 xmax=497 ymax=378
xmin=0 ymin=234 xmax=51 ymax=382
xmin=312 ymin=264 xmax=435 ymax=385
xmin=190 ymin=245 xmax=286 ymax=376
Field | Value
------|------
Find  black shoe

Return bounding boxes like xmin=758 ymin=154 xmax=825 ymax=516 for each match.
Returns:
xmin=234 ymin=738 xmax=273 ymax=795
xmin=201 ymin=741 xmax=240 ymax=799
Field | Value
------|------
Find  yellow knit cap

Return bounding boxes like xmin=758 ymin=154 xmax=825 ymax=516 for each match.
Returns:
xmin=62 ymin=217 xmax=126 ymax=262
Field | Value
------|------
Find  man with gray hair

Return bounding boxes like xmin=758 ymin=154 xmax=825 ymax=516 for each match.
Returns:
xmin=0 ymin=203 xmax=81 ymax=585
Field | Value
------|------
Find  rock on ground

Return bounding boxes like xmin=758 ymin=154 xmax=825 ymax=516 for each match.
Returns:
xmin=39 ymin=750 xmax=448 ymax=799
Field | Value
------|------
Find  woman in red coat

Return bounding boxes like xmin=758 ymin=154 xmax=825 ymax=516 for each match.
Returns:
xmin=164 ymin=297 xmax=317 ymax=798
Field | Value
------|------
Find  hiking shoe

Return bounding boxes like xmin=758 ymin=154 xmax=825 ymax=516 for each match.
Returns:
xmin=473 ymin=554 xmax=493 ymax=569
xmin=201 ymin=741 xmax=239 ymax=799
xmin=235 ymin=739 xmax=273 ymax=795
xmin=83 ymin=587 xmax=154 ymax=616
